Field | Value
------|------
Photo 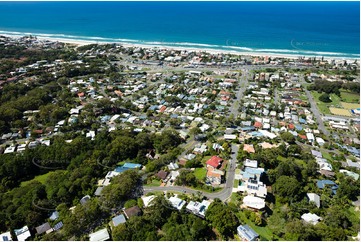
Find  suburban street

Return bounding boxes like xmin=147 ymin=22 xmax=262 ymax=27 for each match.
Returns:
xmin=300 ymin=74 xmax=330 ymax=136
xmin=143 ymin=130 xmax=240 ymax=202
xmin=228 ymin=68 xmax=249 ymax=118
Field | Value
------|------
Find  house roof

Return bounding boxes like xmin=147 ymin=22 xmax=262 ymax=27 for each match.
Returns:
xmin=206 ymin=156 xmax=223 ymax=168
xmin=14 ymin=226 xmax=31 ymax=241
xmin=307 ymin=193 xmax=321 ymax=208
xmin=49 ymin=211 xmax=59 ymax=221
xmin=111 ymin=214 xmax=126 ymax=227
xmin=243 ymin=195 xmax=265 ymax=210
xmin=156 ymin=170 xmax=169 ymax=180
xmin=237 ymin=224 xmax=259 ymax=241
xmin=89 ymin=228 xmax=110 ymax=241
xmin=35 ymin=222 xmax=51 ymax=235
xmin=243 ymin=144 xmax=255 ymax=153
xmin=94 ymin=187 xmax=104 ymax=196
xmin=301 ymin=213 xmax=321 ymax=225
xmin=207 ymin=166 xmax=224 ymax=178
xmin=254 ymin=121 xmax=262 ymax=128
xmin=124 ymin=206 xmax=141 ymax=219
xmin=0 ymin=232 xmax=12 ymax=242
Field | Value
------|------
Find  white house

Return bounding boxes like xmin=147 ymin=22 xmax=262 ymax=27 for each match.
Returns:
xmin=0 ymin=231 xmax=12 ymax=241
xmin=168 ymin=196 xmax=186 ymax=210
xmin=14 ymin=226 xmax=31 ymax=241
xmin=301 ymin=213 xmax=321 ymax=225
xmin=243 ymin=195 xmax=265 ymax=210
xmin=89 ymin=228 xmax=110 ymax=241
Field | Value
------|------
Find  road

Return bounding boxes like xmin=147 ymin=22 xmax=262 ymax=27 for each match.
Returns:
xmin=300 ymin=74 xmax=330 ymax=136
xmin=144 ymin=143 xmax=239 ymax=201
xmin=229 ymin=69 xmax=249 ymax=118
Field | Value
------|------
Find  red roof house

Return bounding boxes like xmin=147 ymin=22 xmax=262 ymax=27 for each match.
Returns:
xmin=206 ymin=156 xmax=223 ymax=169
xmin=254 ymin=121 xmax=263 ymax=129
xmin=159 ymin=106 xmax=167 ymax=113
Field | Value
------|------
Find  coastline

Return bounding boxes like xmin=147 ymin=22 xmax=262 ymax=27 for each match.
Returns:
xmin=2 ymin=34 xmax=359 ymax=63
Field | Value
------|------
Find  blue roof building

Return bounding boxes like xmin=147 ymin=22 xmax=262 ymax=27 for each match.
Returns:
xmin=237 ymin=224 xmax=259 ymax=241
xmin=317 ymin=180 xmax=338 ymax=195
xmin=111 ymin=214 xmax=126 ymax=227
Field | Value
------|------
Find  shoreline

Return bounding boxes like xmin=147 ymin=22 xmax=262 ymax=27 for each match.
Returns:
xmin=2 ymin=34 xmax=359 ymax=62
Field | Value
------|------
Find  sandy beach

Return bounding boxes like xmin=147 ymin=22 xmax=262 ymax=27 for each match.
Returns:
xmin=4 ymin=34 xmax=359 ymax=62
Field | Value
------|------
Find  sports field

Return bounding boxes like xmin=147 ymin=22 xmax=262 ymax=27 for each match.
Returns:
xmin=329 ymin=107 xmax=352 ymax=116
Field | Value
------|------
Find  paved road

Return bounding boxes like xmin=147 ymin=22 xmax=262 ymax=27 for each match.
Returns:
xmin=296 ymin=141 xmax=341 ymax=155
xmin=229 ymin=69 xmax=249 ymax=118
xmin=300 ymin=74 xmax=330 ymax=136
xmin=144 ymin=143 xmax=239 ymax=201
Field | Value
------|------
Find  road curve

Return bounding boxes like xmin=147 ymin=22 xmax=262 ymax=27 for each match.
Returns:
xmin=143 ymin=144 xmax=239 ymax=201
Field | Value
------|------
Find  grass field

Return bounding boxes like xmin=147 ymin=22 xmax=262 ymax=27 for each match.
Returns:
xmin=340 ymin=91 xmax=360 ymax=104
xmin=145 ymin=179 xmax=162 ymax=187
xmin=321 ymin=151 xmax=333 ymax=161
xmin=237 ymin=211 xmax=275 ymax=241
xmin=312 ymin=91 xmax=359 ymax=115
xmin=341 ymin=102 xmax=360 ymax=109
xmin=311 ymin=91 xmax=341 ymax=115
xmin=201 ymin=155 xmax=212 ymax=164
xmin=20 ymin=172 xmax=55 ymax=187
xmin=329 ymin=107 xmax=352 ymax=117
xmin=194 ymin=168 xmax=207 ymax=181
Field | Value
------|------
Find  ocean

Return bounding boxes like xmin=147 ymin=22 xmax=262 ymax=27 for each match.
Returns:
xmin=0 ymin=1 xmax=359 ymax=59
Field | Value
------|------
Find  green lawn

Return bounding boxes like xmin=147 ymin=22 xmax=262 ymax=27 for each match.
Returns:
xmin=237 ymin=211 xmax=275 ymax=241
xmin=277 ymin=155 xmax=306 ymax=167
xmin=321 ymin=151 xmax=333 ymax=161
xmin=233 ymin=179 xmax=239 ymax=188
xmin=145 ymin=179 xmax=162 ymax=187
xmin=194 ymin=168 xmax=207 ymax=181
xmin=311 ymin=91 xmax=342 ymax=115
xmin=340 ymin=90 xmax=360 ymax=104
xmin=201 ymin=155 xmax=212 ymax=164
xmin=20 ymin=172 xmax=55 ymax=187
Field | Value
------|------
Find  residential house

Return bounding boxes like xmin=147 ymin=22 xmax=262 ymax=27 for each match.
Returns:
xmin=156 ymin=170 xmax=169 ymax=182
xmin=0 ymin=232 xmax=12 ymax=241
xmin=301 ymin=213 xmax=321 ymax=225
xmin=243 ymin=144 xmax=255 ymax=153
xmin=89 ymin=228 xmax=110 ymax=241
xmin=317 ymin=180 xmax=338 ymax=195
xmin=168 ymin=196 xmax=186 ymax=210
xmin=14 ymin=226 xmax=31 ymax=241
xmin=206 ymin=166 xmax=224 ymax=185
xmin=80 ymin=195 xmax=91 ymax=205
xmin=306 ymin=193 xmax=321 ymax=208
xmin=206 ymin=156 xmax=223 ymax=169
xmin=186 ymin=200 xmax=211 ymax=218
xmin=237 ymin=224 xmax=259 ymax=241
xmin=124 ymin=206 xmax=141 ymax=219
xmin=110 ymin=214 xmax=126 ymax=227
xmin=243 ymin=195 xmax=265 ymax=210
xmin=35 ymin=222 xmax=52 ymax=235
xmin=141 ymin=195 xmax=156 ymax=208
xmin=244 ymin=159 xmax=258 ymax=168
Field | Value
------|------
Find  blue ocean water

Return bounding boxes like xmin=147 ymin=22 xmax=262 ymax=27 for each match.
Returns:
xmin=0 ymin=1 xmax=359 ymax=58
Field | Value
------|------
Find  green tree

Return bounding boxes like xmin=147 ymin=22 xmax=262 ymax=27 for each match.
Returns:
xmin=273 ymin=176 xmax=302 ymax=203
xmin=319 ymin=93 xmax=332 ymax=103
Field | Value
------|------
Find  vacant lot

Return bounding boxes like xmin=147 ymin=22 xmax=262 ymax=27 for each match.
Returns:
xmin=341 ymin=102 xmax=360 ymax=110
xmin=20 ymin=171 xmax=55 ymax=187
xmin=194 ymin=168 xmax=207 ymax=181
xmin=329 ymin=107 xmax=352 ymax=117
